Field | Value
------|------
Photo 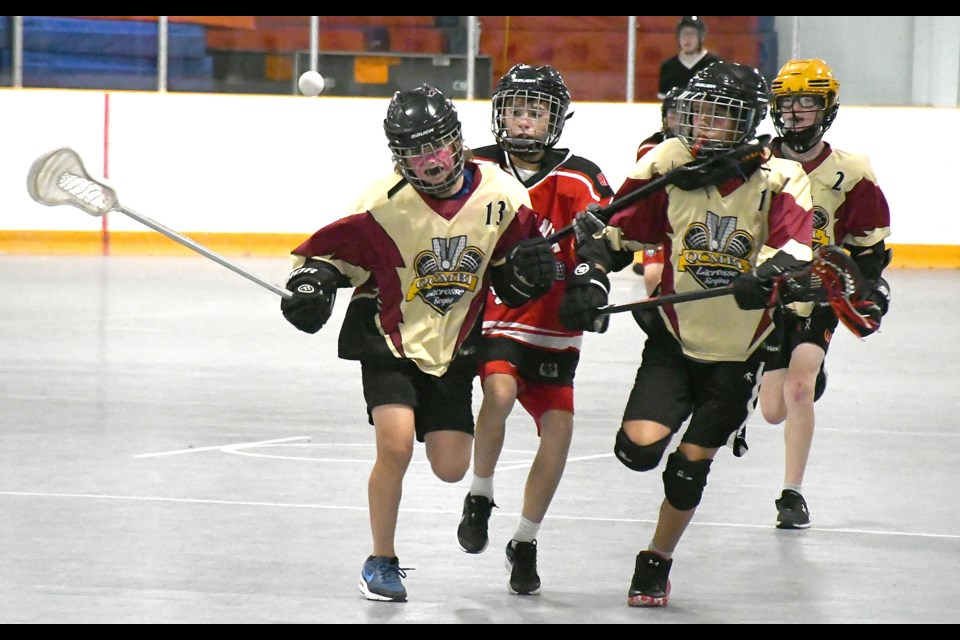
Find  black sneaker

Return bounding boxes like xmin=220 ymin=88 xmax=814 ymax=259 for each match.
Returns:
xmin=627 ymin=550 xmax=672 ymax=607
xmin=505 ymin=540 xmax=541 ymax=595
xmin=457 ymin=493 xmax=496 ymax=553
xmin=775 ymin=489 xmax=811 ymax=529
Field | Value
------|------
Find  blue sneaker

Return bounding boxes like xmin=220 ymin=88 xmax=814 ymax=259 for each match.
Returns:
xmin=359 ymin=555 xmax=409 ymax=602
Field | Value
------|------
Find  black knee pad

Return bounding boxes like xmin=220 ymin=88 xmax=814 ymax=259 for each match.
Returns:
xmin=662 ymin=451 xmax=713 ymax=511
xmin=814 ymin=365 xmax=828 ymax=402
xmin=614 ymin=428 xmax=670 ymax=472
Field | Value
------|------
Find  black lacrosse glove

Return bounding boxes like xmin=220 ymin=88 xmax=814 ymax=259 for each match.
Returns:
xmin=559 ymin=262 xmax=610 ymax=332
xmin=572 ymin=204 xmax=606 ymax=246
xmin=496 ymin=237 xmax=555 ymax=307
xmin=576 ymin=232 xmax=635 ymax=274
xmin=280 ymin=261 xmax=340 ymax=334
xmin=852 ymin=276 xmax=890 ymax=338
xmin=732 ymin=251 xmax=808 ymax=310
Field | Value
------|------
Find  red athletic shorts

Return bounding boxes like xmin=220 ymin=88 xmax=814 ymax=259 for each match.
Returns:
xmin=642 ymin=245 xmax=665 ymax=266
xmin=479 ymin=359 xmax=574 ymax=435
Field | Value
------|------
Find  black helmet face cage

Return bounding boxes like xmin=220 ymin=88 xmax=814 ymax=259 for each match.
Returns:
xmin=661 ymin=87 xmax=681 ymax=137
xmin=492 ymin=89 xmax=568 ymax=155
xmin=772 ymin=94 xmax=838 ymax=154
xmin=675 ymin=89 xmax=760 ymax=157
xmin=389 ymin=124 xmax=465 ymax=196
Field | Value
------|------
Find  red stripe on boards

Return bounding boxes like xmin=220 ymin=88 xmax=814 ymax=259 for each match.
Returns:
xmin=102 ymin=92 xmax=111 ymax=255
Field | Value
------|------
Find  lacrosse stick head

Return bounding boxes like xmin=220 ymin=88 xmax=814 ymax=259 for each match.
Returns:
xmin=807 ymin=245 xmax=878 ymax=336
xmin=26 ymin=147 xmax=118 ymax=217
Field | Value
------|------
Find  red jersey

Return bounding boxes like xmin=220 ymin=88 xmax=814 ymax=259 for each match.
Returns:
xmin=471 ymin=145 xmax=614 ymax=353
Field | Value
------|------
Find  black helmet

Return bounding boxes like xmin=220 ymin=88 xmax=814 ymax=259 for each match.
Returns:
xmin=384 ymin=84 xmax=464 ymax=196
xmin=676 ymin=16 xmax=707 ymax=47
xmin=661 ymin=85 xmax=682 ymax=136
xmin=674 ymin=62 xmax=770 ymax=157
xmin=491 ymin=63 xmax=572 ymax=155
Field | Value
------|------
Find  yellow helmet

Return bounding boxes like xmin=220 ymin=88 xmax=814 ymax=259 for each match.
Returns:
xmin=770 ymin=59 xmax=840 ymax=153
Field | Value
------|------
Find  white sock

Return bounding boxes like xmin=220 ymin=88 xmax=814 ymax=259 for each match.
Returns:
xmin=512 ymin=516 xmax=540 ymax=543
xmin=470 ymin=474 xmax=494 ymax=501
xmin=648 ymin=541 xmax=673 ymax=560
xmin=783 ymin=483 xmax=803 ymax=495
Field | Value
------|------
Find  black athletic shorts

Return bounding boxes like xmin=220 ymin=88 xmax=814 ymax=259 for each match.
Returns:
xmin=481 ymin=337 xmax=579 ymax=386
xmin=621 ymin=318 xmax=764 ymax=449
xmin=360 ymin=356 xmax=477 ymax=442
xmin=763 ymin=303 xmax=838 ymax=372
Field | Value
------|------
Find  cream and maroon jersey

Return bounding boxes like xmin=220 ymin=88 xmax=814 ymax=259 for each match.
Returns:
xmin=772 ymin=139 xmax=891 ymax=251
xmin=471 ymin=145 xmax=615 ymax=353
xmin=605 ymin=137 xmax=814 ymax=362
xmin=290 ymin=162 xmax=543 ymax=377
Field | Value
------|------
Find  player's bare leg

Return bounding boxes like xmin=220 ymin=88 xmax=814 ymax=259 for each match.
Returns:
xmin=643 ymin=263 xmax=663 ymax=297
xmin=501 ymin=408 xmax=574 ymax=594
xmin=649 ymin=442 xmax=715 ymax=553
xmin=458 ymin=373 xmax=516 ymax=554
xmin=521 ymin=409 xmax=573 ymax=523
xmin=759 ymin=368 xmax=788 ymax=424
xmin=368 ymin=404 xmax=416 ymax=557
xmin=782 ymin=343 xmax=825 ymax=487
xmin=359 ymin=405 xmax=416 ymax=602
xmin=625 ymin=433 xmax=714 ymax=608
xmin=473 ymin=373 xmax=518 ymax=478
xmin=423 ymin=429 xmax=472 ymax=483
xmin=776 ymin=342 xmax=825 ymax=529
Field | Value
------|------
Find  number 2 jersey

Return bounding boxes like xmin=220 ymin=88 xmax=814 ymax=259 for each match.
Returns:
xmin=771 ymin=139 xmax=891 ymax=254
xmin=605 ymin=137 xmax=814 ymax=362
xmin=289 ymin=162 xmax=545 ymax=377
xmin=471 ymin=145 xmax=615 ymax=354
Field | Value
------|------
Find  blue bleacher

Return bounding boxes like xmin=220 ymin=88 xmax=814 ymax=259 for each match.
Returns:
xmin=0 ymin=16 xmax=213 ymax=91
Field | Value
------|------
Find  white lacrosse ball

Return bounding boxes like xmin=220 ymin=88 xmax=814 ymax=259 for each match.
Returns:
xmin=298 ymin=70 xmax=326 ymax=97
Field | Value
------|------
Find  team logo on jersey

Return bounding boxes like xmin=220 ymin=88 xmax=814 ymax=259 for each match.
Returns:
xmin=407 ymin=236 xmax=484 ymax=314
xmin=812 ymin=206 xmax=830 ymax=248
xmin=677 ymin=212 xmax=753 ymax=288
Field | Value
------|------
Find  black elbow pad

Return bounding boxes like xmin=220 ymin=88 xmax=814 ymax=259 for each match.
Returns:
xmin=845 ymin=241 xmax=891 ymax=281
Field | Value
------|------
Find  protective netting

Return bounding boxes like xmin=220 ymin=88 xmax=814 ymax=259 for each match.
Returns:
xmin=809 ymin=245 xmax=877 ymax=336
xmin=26 ymin=147 xmax=118 ymax=217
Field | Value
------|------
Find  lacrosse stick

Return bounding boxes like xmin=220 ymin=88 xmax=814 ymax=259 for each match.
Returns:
xmin=546 ymin=134 xmax=771 ymax=244
xmin=26 ymin=147 xmax=293 ymax=300
xmin=598 ymin=285 xmax=735 ymax=315
xmin=596 ymin=245 xmax=877 ymax=337
xmin=791 ymin=244 xmax=877 ymax=336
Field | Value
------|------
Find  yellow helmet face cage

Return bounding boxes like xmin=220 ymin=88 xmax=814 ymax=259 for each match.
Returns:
xmin=771 ymin=58 xmax=839 ymax=107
